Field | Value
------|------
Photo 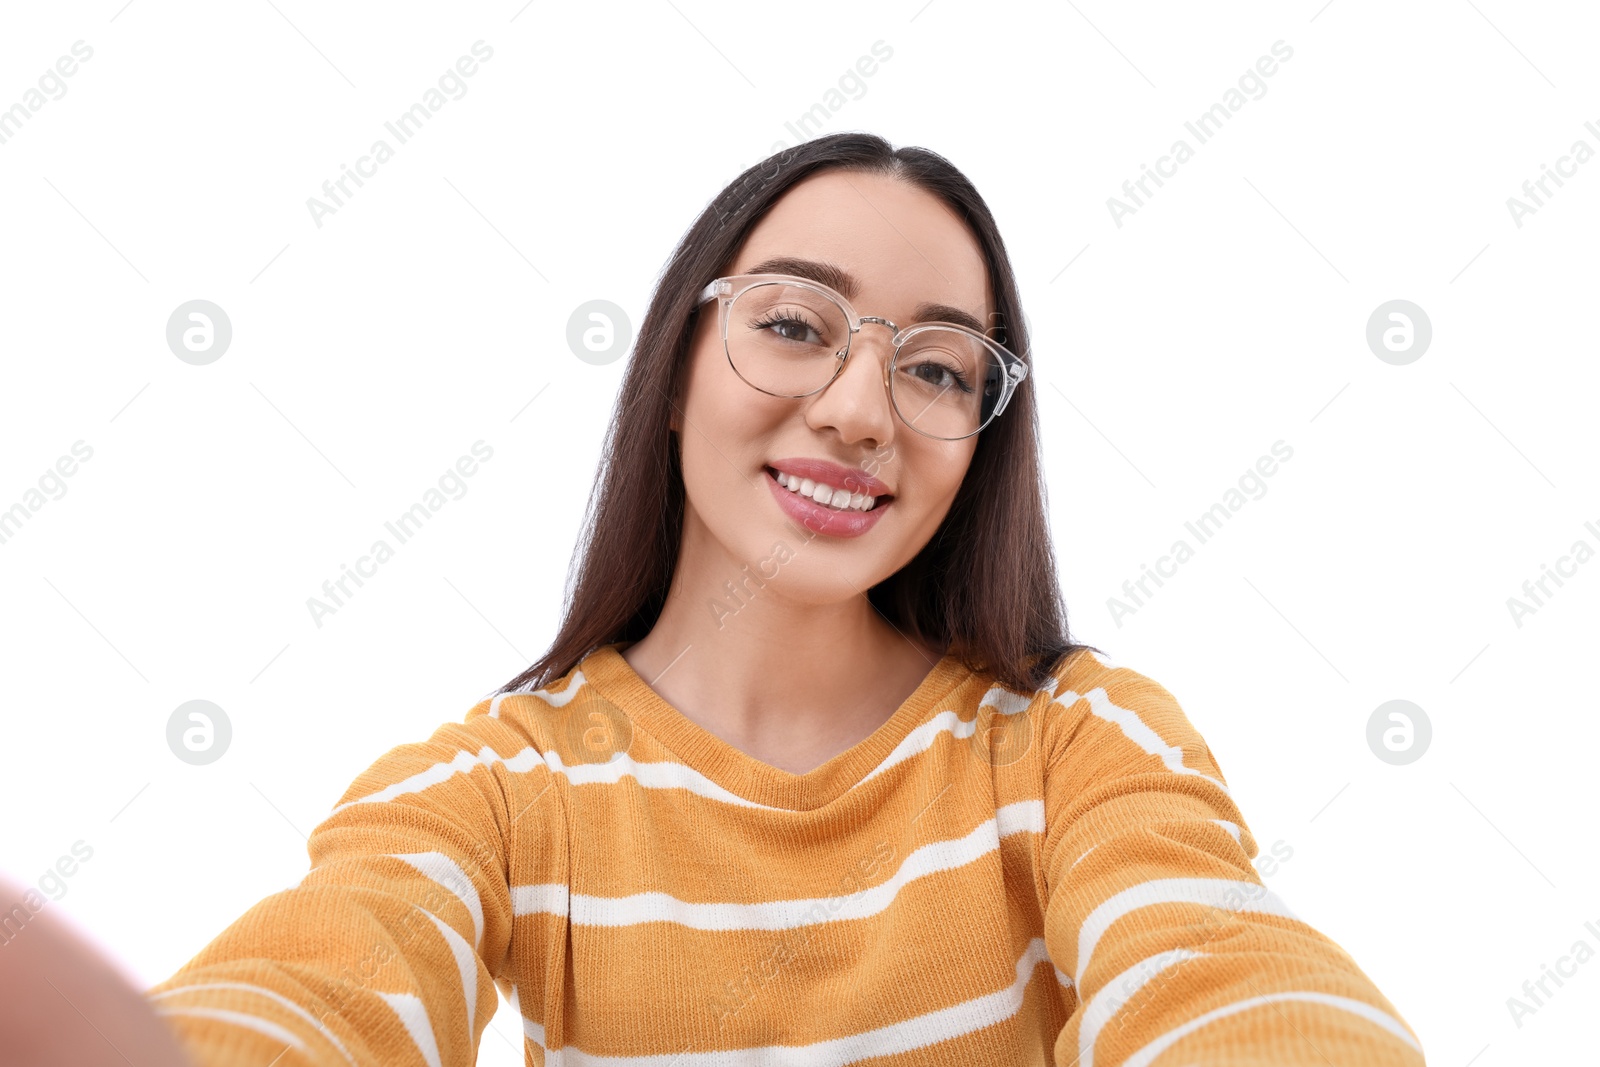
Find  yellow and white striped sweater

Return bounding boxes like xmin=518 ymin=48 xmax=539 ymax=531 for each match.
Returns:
xmin=145 ymin=642 xmax=1426 ymax=1065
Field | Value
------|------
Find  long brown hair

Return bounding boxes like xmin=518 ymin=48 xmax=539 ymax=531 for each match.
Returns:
xmin=496 ymin=133 xmax=1100 ymax=696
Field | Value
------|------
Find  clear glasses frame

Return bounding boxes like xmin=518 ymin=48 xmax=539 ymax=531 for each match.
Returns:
xmin=696 ymin=273 xmax=1031 ymax=441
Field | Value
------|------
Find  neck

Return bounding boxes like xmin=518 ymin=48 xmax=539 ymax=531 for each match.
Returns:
xmin=618 ymin=518 xmax=944 ymax=763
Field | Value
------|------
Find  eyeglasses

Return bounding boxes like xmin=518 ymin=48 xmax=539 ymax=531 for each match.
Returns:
xmin=696 ymin=273 xmax=1030 ymax=441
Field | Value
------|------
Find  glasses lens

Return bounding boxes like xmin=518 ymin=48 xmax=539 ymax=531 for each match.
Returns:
xmin=726 ymin=282 xmax=850 ymax=396
xmin=890 ymin=327 xmax=1005 ymax=440
xmin=723 ymin=282 xmax=1014 ymax=440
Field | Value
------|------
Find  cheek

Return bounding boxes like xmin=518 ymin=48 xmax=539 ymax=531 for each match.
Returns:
xmin=685 ymin=321 xmax=745 ymax=418
xmin=678 ymin=342 xmax=777 ymax=498
xmin=918 ymin=475 xmax=966 ymax=533
xmin=904 ymin=444 xmax=974 ymax=513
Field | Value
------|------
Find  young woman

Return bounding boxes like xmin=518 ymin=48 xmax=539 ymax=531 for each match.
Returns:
xmin=126 ymin=135 xmax=1424 ymax=1064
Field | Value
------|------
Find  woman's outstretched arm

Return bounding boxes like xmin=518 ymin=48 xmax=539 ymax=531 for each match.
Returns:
xmin=1041 ymin=653 xmax=1425 ymax=1066
xmin=139 ymin=703 xmax=553 ymax=1066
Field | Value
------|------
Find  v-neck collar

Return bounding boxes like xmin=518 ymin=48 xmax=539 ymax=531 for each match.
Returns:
xmin=578 ymin=641 xmax=973 ymax=811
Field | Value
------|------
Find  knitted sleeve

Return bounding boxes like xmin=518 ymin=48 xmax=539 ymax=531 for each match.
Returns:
xmin=142 ymin=702 xmax=553 ymax=1066
xmin=1040 ymin=654 xmax=1426 ymax=1066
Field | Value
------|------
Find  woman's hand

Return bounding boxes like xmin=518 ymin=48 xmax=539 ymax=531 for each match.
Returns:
xmin=0 ymin=873 xmax=195 ymax=1067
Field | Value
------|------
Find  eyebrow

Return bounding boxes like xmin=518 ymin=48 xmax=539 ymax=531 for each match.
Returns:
xmin=743 ymin=256 xmax=989 ymax=334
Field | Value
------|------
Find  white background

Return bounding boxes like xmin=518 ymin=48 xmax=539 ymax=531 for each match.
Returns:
xmin=2 ymin=1 xmax=1597 ymax=1064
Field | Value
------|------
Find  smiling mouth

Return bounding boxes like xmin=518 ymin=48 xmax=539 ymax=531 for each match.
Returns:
xmin=765 ymin=467 xmax=892 ymax=513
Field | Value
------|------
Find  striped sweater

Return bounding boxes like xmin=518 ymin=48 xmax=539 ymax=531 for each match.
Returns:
xmin=146 ymin=642 xmax=1426 ymax=1065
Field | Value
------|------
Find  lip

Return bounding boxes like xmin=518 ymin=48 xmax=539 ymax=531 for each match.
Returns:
xmin=767 ymin=457 xmax=892 ymax=498
xmin=764 ymin=467 xmax=892 ymax=538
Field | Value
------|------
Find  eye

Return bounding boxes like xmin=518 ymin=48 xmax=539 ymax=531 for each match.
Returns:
xmin=905 ymin=361 xmax=974 ymax=394
xmin=750 ymin=313 xmax=824 ymax=346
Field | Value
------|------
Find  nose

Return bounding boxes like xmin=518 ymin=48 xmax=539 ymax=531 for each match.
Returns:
xmin=803 ymin=322 xmax=898 ymax=447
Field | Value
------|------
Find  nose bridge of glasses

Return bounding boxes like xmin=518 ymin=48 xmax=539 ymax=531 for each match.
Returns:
xmin=849 ymin=315 xmax=901 ymax=367
xmin=842 ymin=316 xmax=901 ymax=395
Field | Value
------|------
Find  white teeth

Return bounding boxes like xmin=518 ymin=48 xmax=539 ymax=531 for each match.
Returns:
xmin=773 ymin=470 xmax=877 ymax=513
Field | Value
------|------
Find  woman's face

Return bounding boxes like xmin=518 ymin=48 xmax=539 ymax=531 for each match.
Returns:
xmin=671 ymin=168 xmax=993 ymax=606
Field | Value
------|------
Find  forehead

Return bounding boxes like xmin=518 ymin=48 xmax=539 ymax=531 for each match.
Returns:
xmin=727 ymin=170 xmax=993 ymax=321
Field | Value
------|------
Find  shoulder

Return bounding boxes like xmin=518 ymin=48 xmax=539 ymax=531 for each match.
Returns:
xmin=470 ymin=659 xmax=585 ymax=724
xmin=1040 ymin=645 xmax=1175 ymax=704
xmin=1032 ymin=646 xmax=1212 ymax=770
xmin=460 ymin=646 xmax=632 ymax=765
xmin=464 ymin=660 xmax=582 ymax=739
